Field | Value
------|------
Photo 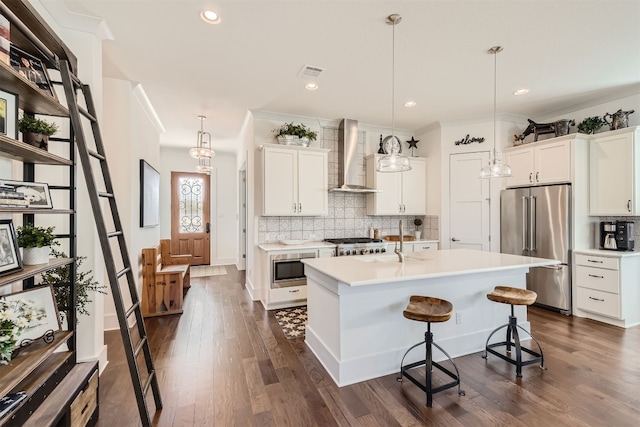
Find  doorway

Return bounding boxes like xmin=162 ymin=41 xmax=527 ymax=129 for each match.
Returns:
xmin=171 ymin=171 xmax=211 ymax=265
xmin=449 ymin=152 xmax=490 ymax=251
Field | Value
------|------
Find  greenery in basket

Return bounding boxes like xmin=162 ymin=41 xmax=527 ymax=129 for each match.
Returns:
xmin=16 ymin=224 xmax=58 ymax=248
xmin=0 ymin=298 xmax=44 ymax=365
xmin=41 ymin=248 xmax=107 ymax=317
xmin=414 ymin=218 xmax=423 ymax=228
xmin=18 ymin=116 xmax=59 ymax=136
xmin=576 ymin=116 xmax=606 ymax=135
xmin=272 ymin=122 xmax=317 ymax=141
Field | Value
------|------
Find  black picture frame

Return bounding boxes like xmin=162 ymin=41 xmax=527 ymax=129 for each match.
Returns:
xmin=0 ymin=87 xmax=18 ymax=139
xmin=140 ymin=159 xmax=160 ymax=228
xmin=0 ymin=179 xmax=53 ymax=208
xmin=9 ymin=44 xmax=56 ymax=99
xmin=0 ymin=219 xmax=23 ymax=277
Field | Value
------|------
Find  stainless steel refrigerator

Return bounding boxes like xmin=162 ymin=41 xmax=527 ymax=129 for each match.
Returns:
xmin=500 ymin=184 xmax=571 ymax=314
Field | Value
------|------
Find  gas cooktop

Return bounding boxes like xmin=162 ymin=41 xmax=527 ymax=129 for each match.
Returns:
xmin=324 ymin=238 xmax=383 ymax=244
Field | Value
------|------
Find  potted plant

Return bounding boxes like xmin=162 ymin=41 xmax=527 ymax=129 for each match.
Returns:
xmin=18 ymin=115 xmax=59 ymax=151
xmin=16 ymin=224 xmax=57 ymax=265
xmin=414 ymin=218 xmax=423 ymax=239
xmin=272 ymin=122 xmax=317 ymax=146
xmin=576 ymin=116 xmax=606 ymax=135
xmin=41 ymin=248 xmax=107 ymax=320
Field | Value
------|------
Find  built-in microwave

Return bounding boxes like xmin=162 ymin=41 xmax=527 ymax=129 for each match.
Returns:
xmin=271 ymin=252 xmax=316 ymax=289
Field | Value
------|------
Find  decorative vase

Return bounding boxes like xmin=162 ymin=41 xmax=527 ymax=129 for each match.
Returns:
xmin=22 ymin=132 xmax=49 ymax=151
xmin=415 ymin=231 xmax=422 ymax=240
xmin=22 ymin=246 xmax=50 ymax=265
xmin=277 ymin=135 xmax=299 ymax=145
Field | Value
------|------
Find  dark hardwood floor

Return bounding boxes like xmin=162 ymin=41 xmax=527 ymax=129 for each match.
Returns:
xmin=95 ymin=266 xmax=640 ymax=426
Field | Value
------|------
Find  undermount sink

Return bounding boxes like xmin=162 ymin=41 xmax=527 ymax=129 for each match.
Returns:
xmin=356 ymin=254 xmax=430 ymax=263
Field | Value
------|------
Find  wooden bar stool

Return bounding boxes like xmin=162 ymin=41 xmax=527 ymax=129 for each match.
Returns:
xmin=397 ymin=296 xmax=465 ymax=407
xmin=483 ymin=286 xmax=545 ymax=377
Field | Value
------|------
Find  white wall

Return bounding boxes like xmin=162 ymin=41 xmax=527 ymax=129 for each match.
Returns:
xmin=159 ymin=148 xmax=238 ymax=265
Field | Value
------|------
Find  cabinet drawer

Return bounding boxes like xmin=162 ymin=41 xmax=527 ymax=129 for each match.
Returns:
xmin=575 ymin=253 xmax=619 ymax=270
xmin=413 ymin=243 xmax=437 ymax=252
xmin=575 ymin=265 xmax=619 ymax=293
xmin=270 ymin=286 xmax=307 ymax=303
xmin=70 ymin=370 xmax=98 ymax=427
xmin=577 ymin=287 xmax=621 ymax=319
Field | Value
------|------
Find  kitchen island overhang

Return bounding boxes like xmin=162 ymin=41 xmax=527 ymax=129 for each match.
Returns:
xmin=302 ymin=249 xmax=560 ymax=387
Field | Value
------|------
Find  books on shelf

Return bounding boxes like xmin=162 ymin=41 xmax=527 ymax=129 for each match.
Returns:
xmin=0 ymin=391 xmax=27 ymax=419
xmin=0 ymin=198 xmax=29 ymax=207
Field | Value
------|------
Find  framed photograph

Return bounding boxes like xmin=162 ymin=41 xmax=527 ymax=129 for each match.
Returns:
xmin=9 ymin=45 xmax=56 ymax=99
xmin=0 ymin=219 xmax=22 ymax=277
xmin=2 ymin=286 xmax=61 ymax=344
xmin=140 ymin=159 xmax=160 ymax=228
xmin=0 ymin=13 xmax=9 ymax=65
xmin=0 ymin=179 xmax=53 ymax=208
xmin=0 ymin=87 xmax=18 ymax=139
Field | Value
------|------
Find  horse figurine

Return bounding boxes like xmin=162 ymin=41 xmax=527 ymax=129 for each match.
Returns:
xmin=514 ymin=119 xmax=555 ymax=142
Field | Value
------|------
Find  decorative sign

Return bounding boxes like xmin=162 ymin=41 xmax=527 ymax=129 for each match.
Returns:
xmin=454 ymin=134 xmax=485 ymax=145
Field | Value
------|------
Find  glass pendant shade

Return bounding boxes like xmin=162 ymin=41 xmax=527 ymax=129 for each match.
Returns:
xmin=480 ymin=46 xmax=511 ymax=179
xmin=376 ymin=14 xmax=410 ymax=173
xmin=196 ymin=154 xmax=212 ymax=174
xmin=480 ymin=149 xmax=512 ymax=179
xmin=190 ymin=115 xmax=215 ymax=159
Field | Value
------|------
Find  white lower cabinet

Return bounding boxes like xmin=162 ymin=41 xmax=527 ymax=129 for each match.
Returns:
xmin=402 ymin=241 xmax=439 ymax=252
xmin=574 ymin=251 xmax=640 ymax=328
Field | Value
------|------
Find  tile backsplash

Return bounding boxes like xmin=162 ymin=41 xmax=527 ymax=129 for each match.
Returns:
xmin=258 ymin=127 xmax=439 ymax=244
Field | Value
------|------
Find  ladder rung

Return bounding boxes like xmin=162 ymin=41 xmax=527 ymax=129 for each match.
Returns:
xmin=125 ymin=301 xmax=140 ymax=319
xmin=70 ymin=72 xmax=82 ymax=86
xmin=48 ymin=184 xmax=72 ymax=190
xmin=107 ymin=231 xmax=124 ymax=238
xmin=49 ymin=137 xmax=71 ymax=142
xmin=117 ymin=267 xmax=131 ymax=279
xmin=88 ymin=149 xmax=105 ymax=160
xmin=133 ymin=336 xmax=148 ymax=358
xmin=79 ymin=106 xmax=97 ymax=122
xmin=98 ymin=192 xmax=114 ymax=198
xmin=142 ymin=370 xmax=156 ymax=397
xmin=54 ymin=233 xmax=73 ymax=239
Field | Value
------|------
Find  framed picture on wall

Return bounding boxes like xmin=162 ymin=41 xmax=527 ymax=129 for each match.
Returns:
xmin=0 ymin=219 xmax=22 ymax=277
xmin=140 ymin=159 xmax=160 ymax=228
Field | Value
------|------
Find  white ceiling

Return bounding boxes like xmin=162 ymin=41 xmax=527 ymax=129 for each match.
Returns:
xmin=58 ymin=0 xmax=640 ymax=154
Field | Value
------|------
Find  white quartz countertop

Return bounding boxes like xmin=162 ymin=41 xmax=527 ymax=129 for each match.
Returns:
xmin=575 ymin=249 xmax=640 ymax=258
xmin=302 ymin=248 xmax=560 ymax=286
xmin=258 ymin=241 xmax=337 ymax=251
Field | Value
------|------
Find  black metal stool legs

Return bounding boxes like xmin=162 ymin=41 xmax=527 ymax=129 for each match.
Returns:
xmin=482 ymin=304 xmax=545 ymax=377
xmin=398 ymin=323 xmax=465 ymax=407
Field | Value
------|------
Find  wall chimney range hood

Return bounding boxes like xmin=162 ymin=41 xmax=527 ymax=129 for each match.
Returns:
xmin=330 ymin=119 xmax=380 ymax=193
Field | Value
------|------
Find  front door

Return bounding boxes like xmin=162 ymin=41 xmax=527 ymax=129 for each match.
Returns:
xmin=171 ymin=171 xmax=211 ymax=265
xmin=449 ymin=152 xmax=490 ymax=251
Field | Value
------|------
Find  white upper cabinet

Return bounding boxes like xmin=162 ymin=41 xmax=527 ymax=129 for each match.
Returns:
xmin=503 ymin=138 xmax=572 ymax=188
xmin=261 ymin=144 xmax=329 ymax=216
xmin=365 ymin=155 xmax=426 ymax=215
xmin=589 ymin=126 xmax=640 ymax=216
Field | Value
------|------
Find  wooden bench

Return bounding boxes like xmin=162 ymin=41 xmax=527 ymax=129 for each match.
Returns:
xmin=141 ymin=239 xmax=192 ymax=317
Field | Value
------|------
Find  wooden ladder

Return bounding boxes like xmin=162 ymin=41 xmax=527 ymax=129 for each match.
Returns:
xmin=58 ymin=60 xmax=162 ymax=427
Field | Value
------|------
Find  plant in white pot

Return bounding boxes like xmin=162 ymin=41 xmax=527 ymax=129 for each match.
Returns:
xmin=414 ymin=218 xmax=423 ymax=239
xmin=16 ymin=224 xmax=57 ymax=265
xmin=272 ymin=122 xmax=317 ymax=146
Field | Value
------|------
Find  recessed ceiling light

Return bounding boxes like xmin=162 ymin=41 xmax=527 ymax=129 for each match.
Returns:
xmin=513 ymin=88 xmax=529 ymax=96
xmin=404 ymin=101 xmax=417 ymax=107
xmin=305 ymin=82 xmax=319 ymax=91
xmin=201 ymin=10 xmax=221 ymax=24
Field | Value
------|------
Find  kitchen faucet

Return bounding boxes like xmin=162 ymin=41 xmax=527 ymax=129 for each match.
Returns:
xmin=395 ymin=219 xmax=405 ymax=263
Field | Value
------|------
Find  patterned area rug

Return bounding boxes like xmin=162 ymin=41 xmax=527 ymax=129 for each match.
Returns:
xmin=274 ymin=306 xmax=307 ymax=339
xmin=191 ymin=265 xmax=228 ymax=277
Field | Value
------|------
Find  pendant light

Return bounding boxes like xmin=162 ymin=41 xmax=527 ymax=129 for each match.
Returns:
xmin=480 ymin=46 xmax=511 ymax=179
xmin=196 ymin=156 xmax=212 ymax=174
xmin=377 ymin=14 xmax=411 ymax=173
xmin=189 ymin=115 xmax=215 ymax=160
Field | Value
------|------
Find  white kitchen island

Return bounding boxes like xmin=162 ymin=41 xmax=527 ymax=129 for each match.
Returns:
xmin=301 ymin=248 xmax=559 ymax=387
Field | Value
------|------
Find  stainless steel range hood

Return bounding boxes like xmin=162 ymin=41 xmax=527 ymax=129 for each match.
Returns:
xmin=330 ymin=119 xmax=380 ymax=193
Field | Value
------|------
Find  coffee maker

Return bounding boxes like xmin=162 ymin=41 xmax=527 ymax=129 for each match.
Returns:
xmin=600 ymin=221 xmax=617 ymax=250
xmin=615 ymin=221 xmax=635 ymax=251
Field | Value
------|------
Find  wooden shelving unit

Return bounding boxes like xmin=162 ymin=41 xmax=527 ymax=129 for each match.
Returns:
xmin=0 ymin=134 xmax=73 ymax=165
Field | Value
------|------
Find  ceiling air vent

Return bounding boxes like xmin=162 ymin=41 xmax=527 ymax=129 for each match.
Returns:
xmin=298 ymin=65 xmax=325 ymax=78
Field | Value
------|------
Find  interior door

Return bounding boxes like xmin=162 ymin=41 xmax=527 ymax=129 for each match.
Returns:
xmin=171 ymin=171 xmax=211 ymax=265
xmin=449 ymin=152 xmax=490 ymax=250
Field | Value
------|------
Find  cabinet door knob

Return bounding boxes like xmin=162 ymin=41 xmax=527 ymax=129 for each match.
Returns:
xmin=536 ymin=171 xmax=540 ymax=182
xmin=293 ymin=203 xmax=297 ymax=213
xmin=451 ymin=238 xmax=460 ymax=242
xmin=529 ymin=173 xmax=533 ymax=183
xmin=628 ymin=200 xmax=632 ymax=212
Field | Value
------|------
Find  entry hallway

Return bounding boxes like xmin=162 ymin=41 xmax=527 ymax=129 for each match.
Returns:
xmin=95 ymin=266 xmax=640 ymax=426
